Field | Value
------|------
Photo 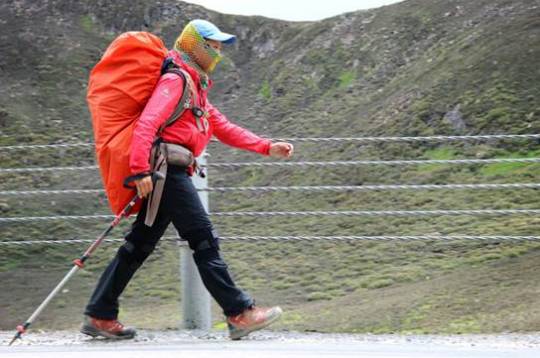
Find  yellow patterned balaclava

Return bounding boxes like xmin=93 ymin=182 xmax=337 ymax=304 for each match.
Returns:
xmin=174 ymin=22 xmax=223 ymax=74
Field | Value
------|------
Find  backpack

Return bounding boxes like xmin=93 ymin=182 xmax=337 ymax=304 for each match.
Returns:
xmin=87 ymin=32 xmax=192 ymax=215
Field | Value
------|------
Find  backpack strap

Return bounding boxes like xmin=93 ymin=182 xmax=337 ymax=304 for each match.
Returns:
xmin=155 ymin=67 xmax=196 ymax=137
xmin=173 ymin=68 xmax=208 ymax=133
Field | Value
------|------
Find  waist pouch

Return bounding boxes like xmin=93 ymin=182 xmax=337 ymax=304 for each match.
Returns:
xmin=145 ymin=142 xmax=194 ymax=227
xmin=162 ymin=142 xmax=194 ymax=167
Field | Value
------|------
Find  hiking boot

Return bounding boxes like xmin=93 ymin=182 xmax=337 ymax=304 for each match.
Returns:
xmin=227 ymin=306 xmax=282 ymax=340
xmin=80 ymin=315 xmax=136 ymax=340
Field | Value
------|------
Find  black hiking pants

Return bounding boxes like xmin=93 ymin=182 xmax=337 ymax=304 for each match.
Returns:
xmin=84 ymin=165 xmax=253 ymax=319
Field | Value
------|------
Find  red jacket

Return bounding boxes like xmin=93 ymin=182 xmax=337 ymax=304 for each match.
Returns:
xmin=130 ymin=50 xmax=272 ymax=175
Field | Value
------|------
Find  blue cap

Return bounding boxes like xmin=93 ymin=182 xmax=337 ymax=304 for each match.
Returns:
xmin=191 ymin=19 xmax=236 ymax=44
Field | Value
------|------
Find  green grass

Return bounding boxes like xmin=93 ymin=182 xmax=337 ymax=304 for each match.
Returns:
xmin=259 ymin=80 xmax=272 ymax=100
xmin=443 ymin=317 xmax=483 ymax=334
xmin=479 ymin=149 xmax=540 ymax=176
xmin=338 ymin=70 xmax=355 ymax=88
xmin=423 ymin=147 xmax=457 ymax=160
xmin=79 ymin=15 xmax=94 ymax=33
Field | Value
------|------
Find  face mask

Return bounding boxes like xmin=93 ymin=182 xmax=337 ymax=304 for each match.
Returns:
xmin=174 ymin=23 xmax=223 ymax=73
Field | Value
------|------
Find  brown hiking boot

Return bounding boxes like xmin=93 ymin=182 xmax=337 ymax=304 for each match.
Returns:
xmin=227 ymin=306 xmax=282 ymax=340
xmin=80 ymin=315 xmax=136 ymax=340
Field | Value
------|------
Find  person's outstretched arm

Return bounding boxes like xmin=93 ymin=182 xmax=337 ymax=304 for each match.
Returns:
xmin=208 ymin=102 xmax=293 ymax=159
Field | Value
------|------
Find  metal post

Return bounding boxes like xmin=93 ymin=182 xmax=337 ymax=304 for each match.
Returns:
xmin=179 ymin=151 xmax=211 ymax=330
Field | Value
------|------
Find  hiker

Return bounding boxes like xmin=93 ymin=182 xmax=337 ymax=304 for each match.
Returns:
xmin=81 ymin=19 xmax=293 ymax=340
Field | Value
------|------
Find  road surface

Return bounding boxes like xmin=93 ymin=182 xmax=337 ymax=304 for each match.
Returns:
xmin=1 ymin=330 xmax=539 ymax=357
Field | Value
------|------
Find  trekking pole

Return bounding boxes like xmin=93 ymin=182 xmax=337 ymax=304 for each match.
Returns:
xmin=8 ymin=172 xmax=164 ymax=346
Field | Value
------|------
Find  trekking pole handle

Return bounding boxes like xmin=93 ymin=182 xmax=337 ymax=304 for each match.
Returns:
xmin=123 ymin=171 xmax=165 ymax=189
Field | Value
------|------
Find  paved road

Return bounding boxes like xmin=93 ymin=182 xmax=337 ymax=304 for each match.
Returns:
xmin=2 ymin=341 xmax=540 ymax=358
xmin=1 ymin=331 xmax=539 ymax=358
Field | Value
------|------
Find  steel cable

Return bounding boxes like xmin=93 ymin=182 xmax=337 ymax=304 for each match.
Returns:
xmin=1 ymin=209 xmax=539 ymax=223
xmin=2 ymin=134 xmax=539 ymax=151
xmin=1 ymin=235 xmax=539 ymax=246
xmin=208 ymin=158 xmax=540 ymax=168
xmin=1 ymin=183 xmax=540 ymax=197
xmin=1 ymin=157 xmax=540 ymax=173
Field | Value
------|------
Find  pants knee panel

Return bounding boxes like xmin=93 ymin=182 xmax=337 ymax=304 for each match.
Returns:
xmin=192 ymin=246 xmax=226 ymax=268
xmin=182 ymin=227 xmax=220 ymax=251
xmin=118 ymin=241 xmax=155 ymax=267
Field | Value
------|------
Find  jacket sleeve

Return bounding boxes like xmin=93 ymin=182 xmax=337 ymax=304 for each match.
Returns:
xmin=208 ymin=102 xmax=272 ymax=156
xmin=129 ymin=73 xmax=184 ymax=174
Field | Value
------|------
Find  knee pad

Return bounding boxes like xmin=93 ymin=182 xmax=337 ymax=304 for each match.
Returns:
xmin=182 ymin=227 xmax=220 ymax=252
xmin=118 ymin=241 xmax=155 ymax=268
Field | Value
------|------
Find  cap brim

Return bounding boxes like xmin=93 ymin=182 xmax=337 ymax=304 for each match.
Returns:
xmin=206 ymin=32 xmax=236 ymax=44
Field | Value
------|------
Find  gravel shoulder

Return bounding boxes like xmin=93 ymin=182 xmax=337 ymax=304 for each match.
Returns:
xmin=2 ymin=331 xmax=540 ymax=358
xmin=2 ymin=330 xmax=540 ymax=348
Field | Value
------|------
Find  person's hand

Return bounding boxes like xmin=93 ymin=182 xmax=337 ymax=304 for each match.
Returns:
xmin=134 ymin=175 xmax=153 ymax=198
xmin=269 ymin=142 xmax=294 ymax=159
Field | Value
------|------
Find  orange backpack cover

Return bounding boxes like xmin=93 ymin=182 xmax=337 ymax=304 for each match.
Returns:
xmin=87 ymin=32 xmax=168 ymax=215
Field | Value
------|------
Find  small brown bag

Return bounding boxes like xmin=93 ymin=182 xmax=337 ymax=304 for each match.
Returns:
xmin=162 ymin=143 xmax=194 ymax=167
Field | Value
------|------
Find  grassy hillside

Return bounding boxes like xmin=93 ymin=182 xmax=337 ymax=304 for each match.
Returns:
xmin=0 ymin=0 xmax=539 ymax=333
